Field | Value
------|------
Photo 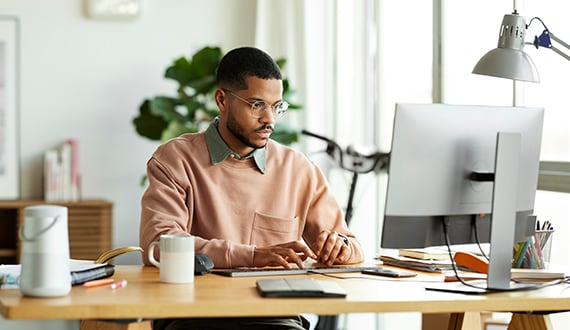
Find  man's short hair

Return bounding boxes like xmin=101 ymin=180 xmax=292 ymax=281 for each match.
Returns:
xmin=216 ymin=47 xmax=282 ymax=90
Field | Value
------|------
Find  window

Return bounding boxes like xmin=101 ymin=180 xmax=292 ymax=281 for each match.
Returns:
xmin=304 ymin=0 xmax=569 ymax=328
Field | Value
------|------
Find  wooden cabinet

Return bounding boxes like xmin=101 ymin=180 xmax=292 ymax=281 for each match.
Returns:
xmin=0 ymin=200 xmax=112 ymax=263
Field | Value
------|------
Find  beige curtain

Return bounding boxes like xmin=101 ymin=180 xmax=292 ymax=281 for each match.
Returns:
xmin=253 ymin=0 xmax=308 ymax=133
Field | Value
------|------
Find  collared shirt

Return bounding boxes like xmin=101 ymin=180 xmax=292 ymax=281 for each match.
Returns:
xmin=205 ymin=118 xmax=266 ymax=174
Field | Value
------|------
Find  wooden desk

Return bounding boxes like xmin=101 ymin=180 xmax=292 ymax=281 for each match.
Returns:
xmin=1 ymin=266 xmax=568 ymax=329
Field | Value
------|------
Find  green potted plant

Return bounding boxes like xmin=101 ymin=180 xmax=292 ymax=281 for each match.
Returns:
xmin=133 ymin=46 xmax=301 ymax=146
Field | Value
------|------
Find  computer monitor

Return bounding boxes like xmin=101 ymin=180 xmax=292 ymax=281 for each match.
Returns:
xmin=381 ymin=103 xmax=544 ymax=290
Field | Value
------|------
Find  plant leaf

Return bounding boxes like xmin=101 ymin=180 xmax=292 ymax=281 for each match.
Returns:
xmin=149 ymin=97 xmax=186 ymax=122
xmin=271 ymin=123 xmax=301 ymax=145
xmin=165 ymin=46 xmax=222 ymax=92
xmin=133 ymin=100 xmax=169 ymax=141
xmin=160 ymin=120 xmax=198 ymax=142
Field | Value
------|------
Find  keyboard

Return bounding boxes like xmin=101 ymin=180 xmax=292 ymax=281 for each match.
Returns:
xmin=211 ymin=265 xmax=381 ymax=277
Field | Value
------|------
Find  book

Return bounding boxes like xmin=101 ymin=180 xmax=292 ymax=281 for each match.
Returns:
xmin=43 ymin=139 xmax=81 ymax=202
xmin=378 ymin=255 xmax=453 ymax=273
xmin=91 ymin=246 xmax=143 ymax=264
xmin=43 ymin=149 xmax=59 ymax=201
xmin=443 ymin=268 xmax=566 ymax=283
xmin=398 ymin=247 xmax=451 ymax=260
xmin=69 ymin=263 xmax=115 ymax=285
xmin=70 ymin=246 xmax=142 ymax=284
xmin=510 ymin=268 xmax=566 ymax=281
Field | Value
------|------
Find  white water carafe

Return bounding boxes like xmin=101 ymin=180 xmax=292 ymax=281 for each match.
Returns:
xmin=19 ymin=205 xmax=71 ymax=297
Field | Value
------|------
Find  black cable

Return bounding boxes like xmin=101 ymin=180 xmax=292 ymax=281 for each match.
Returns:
xmin=442 ymin=217 xmax=489 ymax=291
xmin=471 ymin=215 xmax=489 ymax=261
xmin=527 ymin=17 xmax=549 ymax=31
xmin=308 ymin=271 xmax=363 ymax=280
xmin=308 ymin=271 xmax=443 ymax=283
xmin=442 ymin=218 xmax=564 ymax=293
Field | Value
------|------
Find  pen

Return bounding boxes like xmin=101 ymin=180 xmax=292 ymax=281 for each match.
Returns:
xmin=83 ymin=278 xmax=114 ymax=288
xmin=110 ymin=279 xmax=127 ymax=289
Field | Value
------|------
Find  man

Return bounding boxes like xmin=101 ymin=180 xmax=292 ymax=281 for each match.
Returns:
xmin=140 ymin=46 xmax=364 ymax=330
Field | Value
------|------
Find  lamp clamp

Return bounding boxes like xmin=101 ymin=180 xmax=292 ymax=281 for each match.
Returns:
xmin=527 ymin=17 xmax=570 ymax=61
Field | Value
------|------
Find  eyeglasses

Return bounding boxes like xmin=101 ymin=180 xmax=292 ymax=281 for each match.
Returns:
xmin=222 ymin=88 xmax=289 ymax=118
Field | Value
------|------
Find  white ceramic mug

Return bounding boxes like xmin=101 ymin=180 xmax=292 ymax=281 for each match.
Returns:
xmin=148 ymin=234 xmax=195 ymax=284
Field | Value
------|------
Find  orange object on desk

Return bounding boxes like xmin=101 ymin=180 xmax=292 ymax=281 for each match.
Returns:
xmin=453 ymin=251 xmax=488 ymax=274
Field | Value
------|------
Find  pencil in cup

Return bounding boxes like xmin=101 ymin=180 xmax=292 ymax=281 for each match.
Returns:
xmin=535 ymin=229 xmax=554 ymax=269
xmin=512 ymin=230 xmax=554 ymax=269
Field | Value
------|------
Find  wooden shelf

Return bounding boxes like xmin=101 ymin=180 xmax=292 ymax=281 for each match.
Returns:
xmin=0 ymin=249 xmax=17 ymax=257
xmin=0 ymin=200 xmax=113 ymax=263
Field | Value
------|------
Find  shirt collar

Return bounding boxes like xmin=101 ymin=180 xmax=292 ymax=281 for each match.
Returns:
xmin=205 ymin=118 xmax=266 ymax=174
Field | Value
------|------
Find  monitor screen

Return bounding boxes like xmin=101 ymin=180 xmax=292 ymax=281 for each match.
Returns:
xmin=381 ymin=103 xmax=544 ymax=250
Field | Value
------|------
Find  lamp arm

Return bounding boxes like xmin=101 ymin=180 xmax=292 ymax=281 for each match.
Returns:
xmin=549 ymin=33 xmax=570 ymax=61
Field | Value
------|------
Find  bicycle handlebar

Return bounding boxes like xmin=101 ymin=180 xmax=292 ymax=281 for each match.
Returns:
xmin=301 ymin=129 xmax=389 ymax=174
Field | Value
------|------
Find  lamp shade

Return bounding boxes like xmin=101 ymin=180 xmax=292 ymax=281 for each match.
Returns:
xmin=472 ymin=13 xmax=540 ymax=83
xmin=473 ymin=48 xmax=539 ymax=82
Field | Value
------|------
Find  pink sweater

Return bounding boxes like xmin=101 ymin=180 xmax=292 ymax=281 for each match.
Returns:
xmin=139 ymin=130 xmax=364 ymax=268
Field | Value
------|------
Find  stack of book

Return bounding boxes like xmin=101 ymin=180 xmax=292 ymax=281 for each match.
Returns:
xmin=44 ymin=139 xmax=80 ymax=201
xmin=378 ymin=245 xmax=488 ymax=273
xmin=379 ymin=249 xmax=452 ymax=273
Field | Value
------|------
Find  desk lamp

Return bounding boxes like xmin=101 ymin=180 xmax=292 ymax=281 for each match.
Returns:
xmin=472 ymin=11 xmax=570 ymax=194
xmin=472 ymin=11 xmax=570 ymax=83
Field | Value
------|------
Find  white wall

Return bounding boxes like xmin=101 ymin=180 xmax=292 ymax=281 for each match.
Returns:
xmin=1 ymin=0 xmax=257 ymax=265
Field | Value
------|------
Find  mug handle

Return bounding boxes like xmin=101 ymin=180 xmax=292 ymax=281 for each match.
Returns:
xmin=148 ymin=241 xmax=160 ymax=268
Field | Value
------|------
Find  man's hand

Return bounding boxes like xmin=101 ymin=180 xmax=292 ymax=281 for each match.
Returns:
xmin=253 ymin=241 xmax=317 ymax=269
xmin=313 ymin=231 xmax=351 ymax=266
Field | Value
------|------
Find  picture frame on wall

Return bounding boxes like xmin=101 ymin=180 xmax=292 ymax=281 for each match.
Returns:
xmin=0 ymin=17 xmax=19 ymax=199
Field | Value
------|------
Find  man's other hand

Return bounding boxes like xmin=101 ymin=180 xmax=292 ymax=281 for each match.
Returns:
xmin=253 ymin=241 xmax=317 ymax=269
xmin=314 ymin=231 xmax=351 ymax=266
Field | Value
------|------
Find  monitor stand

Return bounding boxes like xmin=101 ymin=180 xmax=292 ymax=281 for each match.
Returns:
xmin=427 ymin=132 xmax=536 ymax=294
xmin=486 ymin=132 xmax=526 ymax=290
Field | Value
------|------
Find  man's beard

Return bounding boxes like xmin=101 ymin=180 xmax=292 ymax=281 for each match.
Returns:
xmin=226 ymin=111 xmax=273 ymax=149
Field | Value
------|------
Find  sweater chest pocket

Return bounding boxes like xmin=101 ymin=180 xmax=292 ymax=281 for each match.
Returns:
xmin=250 ymin=213 xmax=299 ymax=246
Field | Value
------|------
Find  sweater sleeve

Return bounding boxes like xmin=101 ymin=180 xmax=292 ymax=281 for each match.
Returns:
xmin=139 ymin=157 xmax=192 ymax=265
xmin=302 ymin=162 xmax=365 ymax=264
xmin=139 ymin=153 xmax=256 ymax=268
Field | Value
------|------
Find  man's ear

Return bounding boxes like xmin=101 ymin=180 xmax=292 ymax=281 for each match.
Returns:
xmin=214 ymin=89 xmax=226 ymax=111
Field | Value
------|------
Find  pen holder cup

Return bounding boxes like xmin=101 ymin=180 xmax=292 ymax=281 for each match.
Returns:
xmin=512 ymin=230 xmax=554 ymax=270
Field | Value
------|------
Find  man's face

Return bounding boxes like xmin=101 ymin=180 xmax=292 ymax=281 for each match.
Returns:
xmin=218 ymin=76 xmax=283 ymax=156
